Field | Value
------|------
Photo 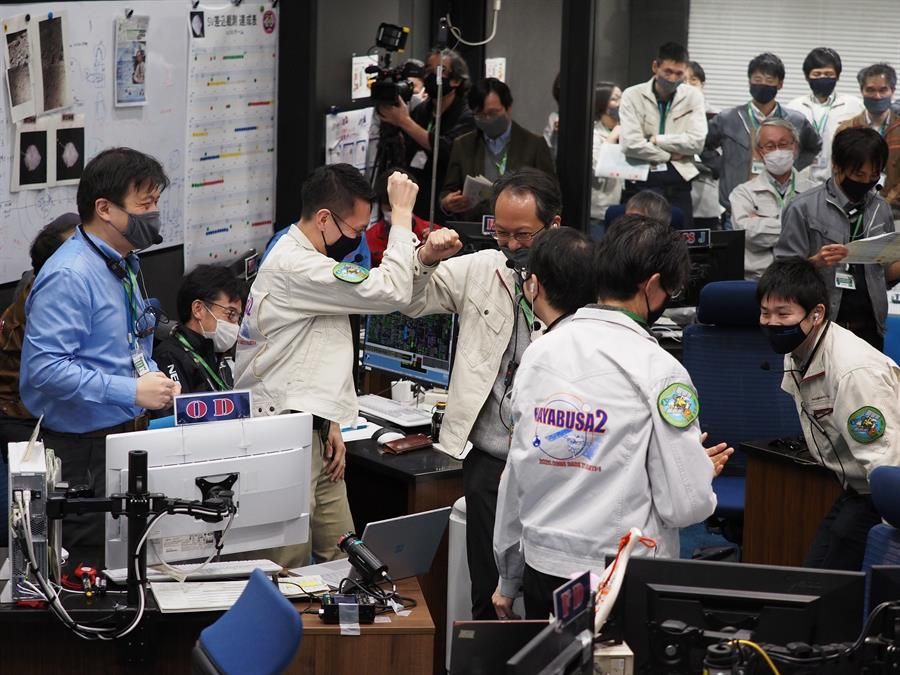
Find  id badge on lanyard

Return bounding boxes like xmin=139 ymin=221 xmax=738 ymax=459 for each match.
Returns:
xmin=132 ymin=345 xmax=151 ymax=376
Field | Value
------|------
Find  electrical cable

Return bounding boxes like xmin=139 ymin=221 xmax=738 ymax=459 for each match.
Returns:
xmin=733 ymin=639 xmax=781 ymax=674
xmin=446 ymin=7 xmax=500 ymax=47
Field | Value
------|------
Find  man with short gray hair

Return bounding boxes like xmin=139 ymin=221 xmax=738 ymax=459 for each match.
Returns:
xmin=730 ymin=118 xmax=813 ymax=280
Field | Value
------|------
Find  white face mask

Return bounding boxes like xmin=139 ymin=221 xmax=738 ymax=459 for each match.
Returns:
xmin=762 ymin=148 xmax=795 ymax=176
xmin=202 ymin=306 xmax=239 ymax=352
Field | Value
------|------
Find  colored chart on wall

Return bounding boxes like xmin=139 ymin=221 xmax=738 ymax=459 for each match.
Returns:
xmin=183 ymin=3 xmax=278 ymax=271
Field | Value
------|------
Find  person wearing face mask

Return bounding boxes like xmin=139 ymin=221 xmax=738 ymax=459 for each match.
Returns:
xmin=20 ymin=147 xmax=181 ymax=571
xmin=619 ymin=42 xmax=708 ymax=228
xmin=492 ymin=217 xmax=731 ymax=620
xmin=758 ymin=257 xmax=900 ymax=570
xmin=703 ymin=53 xmax=821 ymax=230
xmin=685 ymin=61 xmax=725 ymax=230
xmin=233 ymin=164 xmax=420 ymax=568
xmin=365 ymin=168 xmax=437 ymax=267
xmin=377 ymin=48 xmax=475 ymax=224
xmin=404 ymin=168 xmax=561 ymax=620
xmin=440 ymin=78 xmax=556 ymax=222
xmin=837 ymin=63 xmax=900 ymax=221
xmin=776 ymin=127 xmax=900 ymax=352
xmin=730 ymin=119 xmax=814 ymax=280
xmin=786 ymin=48 xmax=864 ymax=186
xmin=589 ymin=81 xmax=624 ymax=235
xmin=151 ymin=265 xmax=244 ymax=415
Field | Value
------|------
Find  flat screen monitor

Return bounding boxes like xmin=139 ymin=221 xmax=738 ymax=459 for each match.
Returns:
xmin=450 ymin=620 xmax=549 ymax=675
xmin=613 ymin=557 xmax=864 ymax=673
xmin=362 ymin=312 xmax=456 ymax=388
xmin=674 ymin=230 xmax=745 ymax=308
xmin=447 ymin=220 xmax=499 ymax=252
xmin=105 ymin=413 xmax=312 ymax=569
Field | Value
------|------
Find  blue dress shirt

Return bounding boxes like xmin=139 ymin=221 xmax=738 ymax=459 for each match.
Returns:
xmin=20 ymin=228 xmax=157 ymax=433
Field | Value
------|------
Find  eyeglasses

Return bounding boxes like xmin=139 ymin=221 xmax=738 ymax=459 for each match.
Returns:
xmin=492 ymin=225 xmax=546 ymax=243
xmin=205 ymin=301 xmax=242 ymax=323
xmin=760 ymin=142 xmax=795 ymax=152
xmin=330 ymin=210 xmax=366 ymax=238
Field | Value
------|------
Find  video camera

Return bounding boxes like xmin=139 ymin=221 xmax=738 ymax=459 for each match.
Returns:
xmin=367 ymin=22 xmax=419 ymax=105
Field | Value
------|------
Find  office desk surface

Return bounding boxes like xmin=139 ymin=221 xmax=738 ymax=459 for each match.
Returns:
xmin=346 ymin=437 xmax=463 ymax=480
xmin=0 ymin=567 xmax=433 ymax=675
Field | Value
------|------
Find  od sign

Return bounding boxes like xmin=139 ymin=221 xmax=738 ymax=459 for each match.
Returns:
xmin=174 ymin=390 xmax=253 ymax=426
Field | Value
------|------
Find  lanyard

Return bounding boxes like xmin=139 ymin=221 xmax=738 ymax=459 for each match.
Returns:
xmin=174 ymin=332 xmax=228 ymax=391
xmin=122 ymin=265 xmax=143 ymax=348
xmin=657 ymin=100 xmax=672 ymax=134
xmin=493 ymin=148 xmax=509 ymax=176
xmin=771 ymin=174 xmax=797 ymax=209
xmin=851 ymin=212 xmax=865 ymax=241
xmin=812 ymin=101 xmax=833 ymax=135
xmin=517 ymin=294 xmax=535 ymax=327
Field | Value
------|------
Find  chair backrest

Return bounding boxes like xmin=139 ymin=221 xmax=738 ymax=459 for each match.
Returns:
xmin=682 ymin=280 xmax=801 ymax=472
xmin=195 ymin=568 xmax=302 ymax=675
xmin=603 ymin=203 xmax=686 ymax=230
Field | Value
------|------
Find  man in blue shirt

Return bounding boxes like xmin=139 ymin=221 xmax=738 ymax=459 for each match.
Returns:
xmin=20 ymin=147 xmax=180 ymax=569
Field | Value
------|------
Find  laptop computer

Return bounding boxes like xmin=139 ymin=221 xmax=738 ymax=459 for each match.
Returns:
xmin=291 ymin=506 xmax=452 ymax=587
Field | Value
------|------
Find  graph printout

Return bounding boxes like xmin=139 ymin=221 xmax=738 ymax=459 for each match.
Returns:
xmin=184 ymin=3 xmax=278 ymax=269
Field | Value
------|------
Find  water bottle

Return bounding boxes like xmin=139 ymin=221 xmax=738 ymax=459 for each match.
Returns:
xmin=431 ymin=401 xmax=446 ymax=441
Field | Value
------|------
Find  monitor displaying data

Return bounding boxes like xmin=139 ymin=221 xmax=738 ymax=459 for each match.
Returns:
xmin=362 ymin=312 xmax=456 ymax=387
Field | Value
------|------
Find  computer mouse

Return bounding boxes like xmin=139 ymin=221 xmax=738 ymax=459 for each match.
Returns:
xmin=374 ymin=430 xmax=406 ymax=445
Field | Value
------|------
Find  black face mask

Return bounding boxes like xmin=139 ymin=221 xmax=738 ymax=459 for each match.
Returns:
xmin=761 ymin=315 xmax=809 ymax=354
xmin=502 ymin=247 xmax=531 ymax=289
xmin=323 ymin=231 xmax=359 ymax=263
xmin=424 ymin=73 xmax=453 ymax=99
xmin=840 ymin=176 xmax=879 ymax=203
xmin=750 ymin=83 xmax=778 ymax=104
xmin=644 ymin=288 xmax=670 ymax=326
xmin=808 ymin=77 xmax=837 ymax=98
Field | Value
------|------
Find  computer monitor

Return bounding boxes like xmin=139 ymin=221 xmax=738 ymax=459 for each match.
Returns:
xmin=868 ymin=565 xmax=900 ymax=641
xmin=104 ymin=413 xmax=312 ymax=569
xmin=674 ymin=229 xmax=745 ymax=308
xmin=614 ymin=557 xmax=865 ymax=673
xmin=450 ymin=620 xmax=549 ymax=675
xmin=447 ymin=220 xmax=499 ymax=252
xmin=362 ymin=312 xmax=456 ymax=388
xmin=506 ymin=610 xmax=594 ymax=675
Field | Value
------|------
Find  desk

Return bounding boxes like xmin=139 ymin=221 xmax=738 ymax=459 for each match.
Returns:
xmin=345 ymin=436 xmax=463 ymax=675
xmin=0 ymin=564 xmax=433 ymax=675
xmin=741 ymin=439 xmax=843 ymax=566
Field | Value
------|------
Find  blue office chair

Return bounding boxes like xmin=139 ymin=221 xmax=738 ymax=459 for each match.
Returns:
xmin=192 ymin=568 xmax=302 ymax=675
xmin=603 ymin=203 xmax=686 ymax=232
xmin=682 ymin=280 xmax=802 ymax=543
xmin=862 ymin=466 xmax=900 ymax=614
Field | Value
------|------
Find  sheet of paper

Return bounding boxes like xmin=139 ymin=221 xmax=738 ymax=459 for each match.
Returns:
xmin=462 ymin=174 xmax=493 ymax=205
xmin=114 ymin=14 xmax=149 ymax=107
xmin=289 ymin=559 xmax=353 ymax=589
xmin=342 ymin=422 xmax=382 ymax=442
xmin=843 ymin=231 xmax=900 ymax=264
xmin=593 ymin=143 xmax=650 ymax=182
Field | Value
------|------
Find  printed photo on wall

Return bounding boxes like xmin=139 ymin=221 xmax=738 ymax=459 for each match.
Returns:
xmin=12 ymin=118 xmax=49 ymax=191
xmin=115 ymin=14 xmax=149 ymax=107
xmin=2 ymin=14 xmax=35 ymax=122
xmin=36 ymin=13 xmax=70 ymax=113
xmin=55 ymin=114 xmax=85 ymax=185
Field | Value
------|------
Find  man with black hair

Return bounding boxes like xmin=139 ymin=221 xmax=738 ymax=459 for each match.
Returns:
xmin=152 ymin=264 xmax=243 ymax=411
xmin=703 ymin=53 xmax=821 ymax=228
xmin=837 ymin=64 xmax=900 ymax=219
xmin=493 ymin=216 xmax=729 ymax=620
xmin=21 ymin=147 xmax=180 ymax=569
xmin=619 ymin=42 xmax=708 ymax=228
xmin=378 ymin=48 xmax=475 ymax=223
xmin=404 ymin=167 xmax=561 ymax=620
xmin=758 ymin=257 xmax=900 ymax=570
xmin=234 ymin=164 xmax=421 ymax=567
xmin=440 ymin=77 xmax=555 ymax=222
xmin=786 ymin=48 xmax=864 ymax=185
xmin=776 ymin=127 xmax=900 ymax=350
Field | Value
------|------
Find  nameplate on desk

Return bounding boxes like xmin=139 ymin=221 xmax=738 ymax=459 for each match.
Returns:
xmin=481 ymin=214 xmax=495 ymax=236
xmin=174 ymin=390 xmax=252 ymax=426
xmin=679 ymin=228 xmax=711 ymax=248
xmin=552 ymin=571 xmax=592 ymax=629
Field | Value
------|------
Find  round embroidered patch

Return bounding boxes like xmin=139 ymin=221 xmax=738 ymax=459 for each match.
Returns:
xmin=657 ymin=383 xmax=700 ymax=428
xmin=332 ymin=262 xmax=369 ymax=284
xmin=847 ymin=406 xmax=886 ymax=444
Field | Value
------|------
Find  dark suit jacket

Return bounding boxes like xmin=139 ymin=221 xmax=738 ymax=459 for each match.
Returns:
xmin=440 ymin=121 xmax=556 ymax=221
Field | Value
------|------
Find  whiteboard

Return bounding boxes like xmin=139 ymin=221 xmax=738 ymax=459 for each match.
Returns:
xmin=0 ymin=1 xmax=187 ymax=284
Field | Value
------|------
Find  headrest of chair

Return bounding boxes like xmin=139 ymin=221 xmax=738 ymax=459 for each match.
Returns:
xmin=871 ymin=466 xmax=900 ymax=528
xmin=696 ymin=280 xmax=760 ymax=327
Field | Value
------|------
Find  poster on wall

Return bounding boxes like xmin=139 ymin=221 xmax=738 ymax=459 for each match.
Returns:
xmin=11 ymin=112 xmax=85 ymax=191
xmin=2 ymin=14 xmax=35 ymax=122
xmin=114 ymin=14 xmax=149 ymax=107
xmin=184 ymin=3 xmax=279 ymax=269
xmin=54 ymin=113 xmax=85 ymax=186
xmin=35 ymin=12 xmax=70 ymax=114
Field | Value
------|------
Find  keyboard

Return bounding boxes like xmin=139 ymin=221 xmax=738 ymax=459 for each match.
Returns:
xmin=357 ymin=394 xmax=433 ymax=428
xmin=103 ymin=558 xmax=282 ymax=584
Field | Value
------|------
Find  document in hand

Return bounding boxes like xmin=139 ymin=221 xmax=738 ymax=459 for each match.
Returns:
xmin=462 ymin=174 xmax=494 ymax=205
xmin=843 ymin=231 xmax=900 ymax=264
xmin=594 ymin=143 xmax=650 ymax=182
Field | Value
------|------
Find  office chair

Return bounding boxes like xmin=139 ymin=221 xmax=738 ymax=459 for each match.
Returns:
xmin=681 ymin=280 xmax=801 ymax=545
xmin=862 ymin=466 xmax=900 ymax=615
xmin=192 ymin=568 xmax=302 ymax=675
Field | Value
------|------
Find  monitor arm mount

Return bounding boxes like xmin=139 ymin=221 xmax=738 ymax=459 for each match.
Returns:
xmin=46 ymin=450 xmax=237 ymax=605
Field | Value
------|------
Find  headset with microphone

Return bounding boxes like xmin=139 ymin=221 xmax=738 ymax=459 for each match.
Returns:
xmin=79 ymin=225 xmax=129 ymax=280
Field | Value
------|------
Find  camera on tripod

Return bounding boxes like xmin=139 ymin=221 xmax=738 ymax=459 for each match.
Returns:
xmin=367 ymin=22 xmax=420 ymax=105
